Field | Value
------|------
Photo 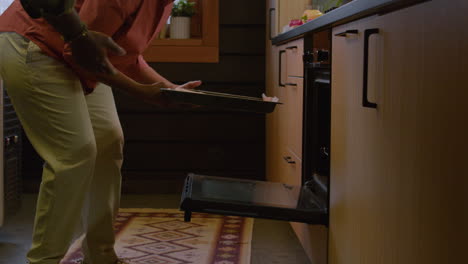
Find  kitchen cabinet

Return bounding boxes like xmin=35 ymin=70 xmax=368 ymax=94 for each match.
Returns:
xmin=330 ymin=0 xmax=467 ymax=263
xmin=286 ymin=39 xmax=304 ymax=78
xmin=285 ymin=77 xmax=304 ymax=161
xmin=266 ymin=39 xmax=304 ymax=186
xmin=265 ymin=25 xmax=329 ymax=264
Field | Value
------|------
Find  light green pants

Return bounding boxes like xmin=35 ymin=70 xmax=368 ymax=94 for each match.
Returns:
xmin=0 ymin=32 xmax=124 ymax=264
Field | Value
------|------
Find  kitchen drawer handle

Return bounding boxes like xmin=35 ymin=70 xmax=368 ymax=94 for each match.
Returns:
xmin=279 ymin=50 xmax=286 ymax=87
xmin=283 ymin=156 xmax=296 ymax=164
xmin=362 ymin=28 xmax=379 ymax=109
xmin=269 ymin=8 xmax=275 ymax=39
xmin=284 ymin=83 xmax=298 ymax=86
xmin=286 ymin=45 xmax=298 ymax=50
xmin=334 ymin=29 xmax=358 ymax=37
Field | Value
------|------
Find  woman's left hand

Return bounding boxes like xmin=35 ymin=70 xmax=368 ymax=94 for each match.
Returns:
xmin=138 ymin=80 xmax=203 ymax=107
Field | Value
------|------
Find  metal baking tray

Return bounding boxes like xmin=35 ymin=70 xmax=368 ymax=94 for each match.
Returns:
xmin=160 ymin=88 xmax=281 ymax=113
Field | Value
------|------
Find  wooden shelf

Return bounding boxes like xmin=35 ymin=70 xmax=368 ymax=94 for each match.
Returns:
xmin=143 ymin=0 xmax=219 ymax=63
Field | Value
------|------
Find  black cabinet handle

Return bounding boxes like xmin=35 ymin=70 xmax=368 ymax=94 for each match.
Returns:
xmin=286 ymin=45 xmax=298 ymax=50
xmin=279 ymin=50 xmax=286 ymax=87
xmin=269 ymin=8 xmax=275 ymax=40
xmin=283 ymin=156 xmax=296 ymax=164
xmin=363 ymin=28 xmax=379 ymax=109
xmin=334 ymin=29 xmax=358 ymax=37
xmin=284 ymin=83 xmax=298 ymax=86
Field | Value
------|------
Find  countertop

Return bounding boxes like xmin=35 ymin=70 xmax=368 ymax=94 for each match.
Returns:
xmin=271 ymin=0 xmax=429 ymax=45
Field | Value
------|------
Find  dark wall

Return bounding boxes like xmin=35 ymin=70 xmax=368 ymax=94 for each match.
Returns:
xmin=22 ymin=0 xmax=266 ymax=194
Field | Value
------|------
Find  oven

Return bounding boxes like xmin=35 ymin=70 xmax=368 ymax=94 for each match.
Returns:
xmin=180 ymin=28 xmax=332 ymax=227
xmin=302 ymin=29 xmax=331 ymax=205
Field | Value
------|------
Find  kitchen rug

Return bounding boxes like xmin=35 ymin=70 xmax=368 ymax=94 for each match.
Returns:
xmin=61 ymin=208 xmax=254 ymax=264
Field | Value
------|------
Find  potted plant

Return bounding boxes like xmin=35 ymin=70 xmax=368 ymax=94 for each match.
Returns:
xmin=170 ymin=0 xmax=196 ymax=39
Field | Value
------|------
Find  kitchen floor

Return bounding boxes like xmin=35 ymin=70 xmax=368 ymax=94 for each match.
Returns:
xmin=0 ymin=193 xmax=311 ymax=264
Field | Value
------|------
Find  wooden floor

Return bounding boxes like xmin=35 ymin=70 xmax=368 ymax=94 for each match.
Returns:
xmin=0 ymin=194 xmax=311 ymax=264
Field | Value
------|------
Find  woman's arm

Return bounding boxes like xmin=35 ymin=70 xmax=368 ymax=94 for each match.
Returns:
xmin=20 ymin=0 xmax=125 ymax=74
xmin=93 ymin=70 xmax=201 ymax=106
xmin=128 ymin=56 xmax=178 ymax=89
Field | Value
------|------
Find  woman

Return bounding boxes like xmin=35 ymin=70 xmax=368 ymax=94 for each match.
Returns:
xmin=0 ymin=1 xmax=200 ymax=264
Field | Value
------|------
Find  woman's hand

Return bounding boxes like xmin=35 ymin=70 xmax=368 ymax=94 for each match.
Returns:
xmin=70 ymin=30 xmax=126 ymax=75
xmin=138 ymin=80 xmax=202 ymax=107
xmin=176 ymin=80 xmax=202 ymax=90
xmin=42 ymin=8 xmax=126 ymax=75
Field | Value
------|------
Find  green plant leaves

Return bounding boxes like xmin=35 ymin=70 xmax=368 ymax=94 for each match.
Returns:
xmin=172 ymin=0 xmax=196 ymax=17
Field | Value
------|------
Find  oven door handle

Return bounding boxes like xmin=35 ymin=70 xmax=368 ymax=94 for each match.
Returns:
xmin=362 ymin=28 xmax=379 ymax=109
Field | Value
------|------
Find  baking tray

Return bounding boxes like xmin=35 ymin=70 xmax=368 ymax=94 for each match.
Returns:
xmin=160 ymin=88 xmax=281 ymax=113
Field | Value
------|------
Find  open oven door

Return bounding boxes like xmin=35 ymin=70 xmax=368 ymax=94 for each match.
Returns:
xmin=180 ymin=173 xmax=328 ymax=225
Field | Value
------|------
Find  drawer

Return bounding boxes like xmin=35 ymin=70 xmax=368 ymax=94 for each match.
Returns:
xmin=286 ymin=38 xmax=304 ymax=78
xmin=281 ymin=150 xmax=302 ymax=186
xmin=285 ymin=76 xmax=304 ymax=159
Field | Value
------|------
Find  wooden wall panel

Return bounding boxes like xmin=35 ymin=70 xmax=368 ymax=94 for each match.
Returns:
xmin=123 ymin=142 xmax=263 ymax=172
xmin=220 ymin=0 xmax=265 ymax=25
xmin=119 ymin=113 xmax=264 ymax=141
xmin=149 ymin=55 xmax=265 ymax=83
xmin=220 ymin=26 xmax=265 ymax=55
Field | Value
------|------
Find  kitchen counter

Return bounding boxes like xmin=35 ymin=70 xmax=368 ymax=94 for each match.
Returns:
xmin=271 ymin=0 xmax=429 ymax=45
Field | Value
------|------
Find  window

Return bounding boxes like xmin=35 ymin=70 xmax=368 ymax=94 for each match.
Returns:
xmin=143 ymin=0 xmax=219 ymax=63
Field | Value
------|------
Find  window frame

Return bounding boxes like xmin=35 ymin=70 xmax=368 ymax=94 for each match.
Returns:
xmin=143 ymin=0 xmax=219 ymax=63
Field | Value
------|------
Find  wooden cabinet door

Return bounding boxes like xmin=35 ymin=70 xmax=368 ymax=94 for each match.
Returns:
xmin=282 ymin=150 xmax=301 ymax=186
xmin=265 ymin=43 xmax=281 ymax=183
xmin=285 ymin=76 xmax=304 ymax=160
xmin=266 ymin=42 xmax=304 ymax=183
xmin=330 ymin=1 xmax=468 ymax=263
xmin=330 ymin=15 xmax=380 ymax=264
xmin=286 ymin=38 xmax=304 ymax=78
xmin=266 ymin=43 xmax=289 ymax=183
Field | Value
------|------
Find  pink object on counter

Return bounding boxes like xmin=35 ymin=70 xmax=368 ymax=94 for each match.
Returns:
xmin=289 ymin=19 xmax=303 ymax=27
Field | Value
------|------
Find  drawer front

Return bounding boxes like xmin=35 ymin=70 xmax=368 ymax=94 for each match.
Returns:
xmin=286 ymin=38 xmax=304 ymax=78
xmin=285 ymin=76 xmax=304 ymax=159
xmin=281 ymin=150 xmax=302 ymax=186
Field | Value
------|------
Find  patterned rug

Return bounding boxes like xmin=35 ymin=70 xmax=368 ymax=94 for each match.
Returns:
xmin=61 ymin=209 xmax=254 ymax=264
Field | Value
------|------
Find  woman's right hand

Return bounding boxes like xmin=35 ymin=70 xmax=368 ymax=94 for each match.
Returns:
xmin=138 ymin=80 xmax=202 ymax=107
xmin=70 ymin=30 xmax=126 ymax=75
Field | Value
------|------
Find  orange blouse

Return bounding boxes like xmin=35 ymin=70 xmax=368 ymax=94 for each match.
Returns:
xmin=0 ymin=0 xmax=173 ymax=93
